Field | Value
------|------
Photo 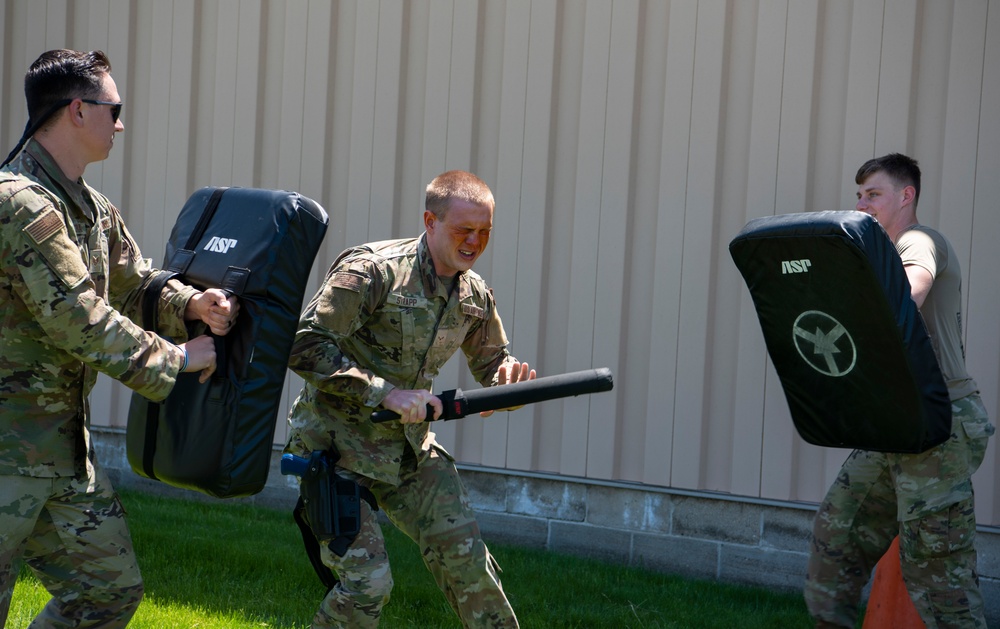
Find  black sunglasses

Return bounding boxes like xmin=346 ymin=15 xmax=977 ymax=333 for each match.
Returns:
xmin=81 ymin=99 xmax=124 ymax=122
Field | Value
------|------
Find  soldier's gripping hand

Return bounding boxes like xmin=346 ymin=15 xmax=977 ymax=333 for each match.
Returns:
xmin=186 ymin=288 xmax=241 ymax=336
xmin=382 ymin=388 xmax=444 ymax=424
xmin=480 ymin=361 xmax=537 ymax=417
xmin=179 ymin=335 xmax=217 ymax=383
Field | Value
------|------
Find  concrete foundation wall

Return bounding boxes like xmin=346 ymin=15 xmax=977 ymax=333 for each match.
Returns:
xmin=95 ymin=428 xmax=1000 ymax=626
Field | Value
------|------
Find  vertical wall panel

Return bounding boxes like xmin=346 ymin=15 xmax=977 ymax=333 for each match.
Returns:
xmin=491 ymin=0 xmax=534 ymax=470
xmin=208 ymin=0 xmax=242 ymax=183
xmin=3 ymin=0 xmax=999 ymax=525
xmin=317 ymin=0 xmax=356 ymax=265
xmin=395 ymin=2 xmax=430 ymax=249
xmin=586 ymin=0 xmax=639 ymax=480
xmin=346 ymin=1 xmax=381 ymax=246
xmin=719 ymin=0 xmax=766 ymax=497
xmin=369 ymin=2 xmax=406 ymax=237
xmin=558 ymin=0 xmax=612 ymax=477
xmin=296 ymin=0 xmax=335 ymax=207
xmin=618 ymin=0 xmax=665 ymax=483
xmin=419 ymin=0 xmax=455 ymax=181
xmin=443 ymin=0 xmax=479 ymax=169
xmin=253 ymin=1 xmax=283 ymax=193
xmin=0 ymin=4 xmax=9 ymax=150
xmin=534 ymin=2 xmax=582 ymax=475
xmin=775 ymin=0 xmax=819 ymax=214
xmin=136 ymin=1 xmax=179 ymax=255
xmin=938 ymin=1 xmax=989 ymax=282
xmin=273 ymin=2 xmax=309 ymax=190
xmin=968 ymin=0 xmax=1000 ymax=522
xmin=906 ymin=3 xmax=948 ymax=230
xmin=873 ymin=0 xmax=917 ymax=152
xmin=641 ymin=0 xmax=696 ymax=488
xmin=505 ymin=0 xmax=558 ymax=472
xmin=812 ymin=0 xmax=851 ymax=211
xmin=840 ymin=2 xmax=884 ymax=182
xmin=161 ymin=2 xmax=197 ymax=231
xmin=232 ymin=2 xmax=263 ymax=185
xmin=670 ymin=0 xmax=727 ymax=490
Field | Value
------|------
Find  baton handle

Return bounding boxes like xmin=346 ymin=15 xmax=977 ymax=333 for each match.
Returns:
xmin=369 ymin=402 xmax=439 ymax=425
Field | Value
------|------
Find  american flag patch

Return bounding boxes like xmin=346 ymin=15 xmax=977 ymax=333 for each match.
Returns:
xmin=24 ymin=208 xmax=63 ymax=244
xmin=332 ymin=271 xmax=365 ymax=292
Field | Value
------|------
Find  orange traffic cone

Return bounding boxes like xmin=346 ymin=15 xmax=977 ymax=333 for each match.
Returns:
xmin=862 ymin=536 xmax=925 ymax=628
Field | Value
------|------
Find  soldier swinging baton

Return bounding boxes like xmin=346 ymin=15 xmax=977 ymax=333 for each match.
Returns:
xmin=281 ymin=367 xmax=614 ymax=592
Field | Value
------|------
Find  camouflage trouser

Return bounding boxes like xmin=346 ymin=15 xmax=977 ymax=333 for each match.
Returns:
xmin=805 ymin=393 xmax=994 ymax=628
xmin=311 ymin=444 xmax=517 ymax=628
xmin=0 ymin=467 xmax=143 ymax=629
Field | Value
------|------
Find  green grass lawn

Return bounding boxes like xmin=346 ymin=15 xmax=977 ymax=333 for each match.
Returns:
xmin=9 ymin=488 xmax=815 ymax=628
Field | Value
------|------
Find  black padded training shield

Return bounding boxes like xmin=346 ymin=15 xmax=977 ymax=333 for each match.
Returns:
xmin=729 ymin=211 xmax=950 ymax=453
xmin=127 ymin=187 xmax=328 ymax=497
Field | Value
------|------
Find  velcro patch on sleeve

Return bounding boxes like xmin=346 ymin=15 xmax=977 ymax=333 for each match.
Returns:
xmin=462 ymin=303 xmax=485 ymax=319
xmin=21 ymin=206 xmax=89 ymax=289
xmin=24 ymin=208 xmax=64 ymax=244
xmin=332 ymin=271 xmax=365 ymax=293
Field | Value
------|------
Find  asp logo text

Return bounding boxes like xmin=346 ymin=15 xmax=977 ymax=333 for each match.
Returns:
xmin=204 ymin=236 xmax=238 ymax=253
xmin=781 ymin=259 xmax=812 ymax=274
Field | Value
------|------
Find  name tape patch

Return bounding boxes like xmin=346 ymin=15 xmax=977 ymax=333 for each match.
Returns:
xmin=390 ymin=294 xmax=419 ymax=308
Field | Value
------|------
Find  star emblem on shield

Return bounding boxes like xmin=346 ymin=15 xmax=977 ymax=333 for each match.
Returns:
xmin=791 ymin=310 xmax=857 ymax=377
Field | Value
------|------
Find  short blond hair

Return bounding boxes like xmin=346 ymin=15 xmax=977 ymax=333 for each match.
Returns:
xmin=425 ymin=170 xmax=495 ymax=218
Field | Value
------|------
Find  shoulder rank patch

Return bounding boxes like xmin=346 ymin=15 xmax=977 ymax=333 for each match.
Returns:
xmin=462 ymin=303 xmax=485 ymax=319
xmin=332 ymin=270 xmax=365 ymax=292
xmin=24 ymin=207 xmax=64 ymax=244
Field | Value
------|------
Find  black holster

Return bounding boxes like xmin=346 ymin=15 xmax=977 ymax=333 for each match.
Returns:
xmin=291 ymin=448 xmax=378 ymax=591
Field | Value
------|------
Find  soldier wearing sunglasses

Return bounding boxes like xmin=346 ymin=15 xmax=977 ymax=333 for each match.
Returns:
xmin=0 ymin=49 xmax=240 ymax=627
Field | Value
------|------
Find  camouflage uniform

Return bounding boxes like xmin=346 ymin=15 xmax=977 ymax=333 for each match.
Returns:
xmin=0 ymin=140 xmax=195 ymax=627
xmin=805 ymin=224 xmax=994 ymax=628
xmin=286 ymin=236 xmax=519 ymax=628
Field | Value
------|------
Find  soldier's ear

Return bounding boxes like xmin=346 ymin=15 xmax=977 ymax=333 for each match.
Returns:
xmin=68 ymin=99 xmax=87 ymax=128
xmin=901 ymin=185 xmax=917 ymax=208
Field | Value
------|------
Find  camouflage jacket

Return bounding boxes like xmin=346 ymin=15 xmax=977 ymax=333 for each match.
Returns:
xmin=285 ymin=235 xmax=514 ymax=485
xmin=0 ymin=140 xmax=195 ymax=478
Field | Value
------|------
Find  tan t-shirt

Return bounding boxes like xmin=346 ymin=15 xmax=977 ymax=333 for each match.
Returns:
xmin=896 ymin=224 xmax=978 ymax=400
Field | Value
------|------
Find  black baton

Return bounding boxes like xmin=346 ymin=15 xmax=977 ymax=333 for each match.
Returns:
xmin=371 ymin=367 xmax=614 ymax=423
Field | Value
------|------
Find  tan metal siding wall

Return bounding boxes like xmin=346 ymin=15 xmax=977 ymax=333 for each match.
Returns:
xmin=3 ymin=0 xmax=999 ymax=523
